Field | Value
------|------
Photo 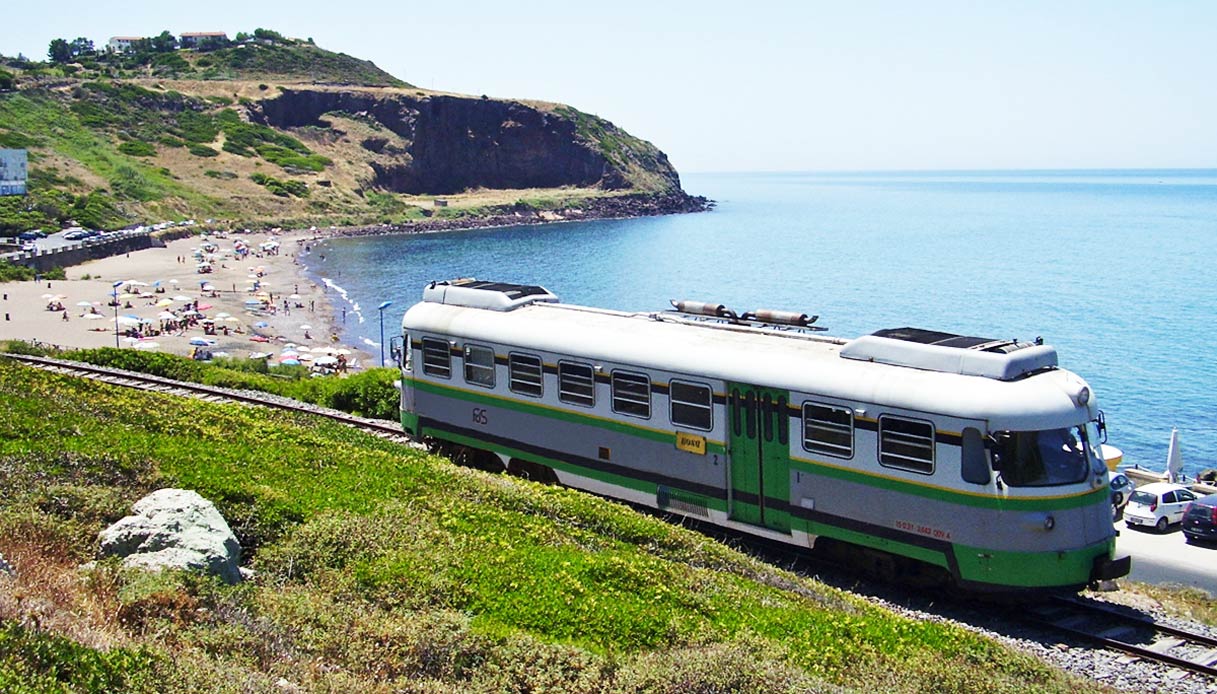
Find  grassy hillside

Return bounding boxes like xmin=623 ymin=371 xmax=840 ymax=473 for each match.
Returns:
xmin=0 ymin=35 xmax=692 ymax=236
xmin=0 ymin=359 xmax=1096 ymax=693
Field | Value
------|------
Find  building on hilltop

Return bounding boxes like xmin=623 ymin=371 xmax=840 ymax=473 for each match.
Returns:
xmin=107 ymin=36 xmax=143 ymax=53
xmin=180 ymin=32 xmax=229 ymax=49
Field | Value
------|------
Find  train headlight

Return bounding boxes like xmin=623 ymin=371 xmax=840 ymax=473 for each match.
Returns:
xmin=1043 ymin=514 xmax=1056 ymax=531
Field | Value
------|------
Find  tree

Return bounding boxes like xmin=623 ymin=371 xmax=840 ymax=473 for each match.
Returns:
xmin=48 ymin=38 xmax=71 ymax=63
xmin=0 ymin=69 xmax=14 ymax=91
xmin=69 ymin=37 xmax=94 ymax=57
xmin=151 ymin=30 xmax=176 ymax=53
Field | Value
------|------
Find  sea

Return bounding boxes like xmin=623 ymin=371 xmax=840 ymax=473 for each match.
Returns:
xmin=301 ymin=170 xmax=1217 ymax=479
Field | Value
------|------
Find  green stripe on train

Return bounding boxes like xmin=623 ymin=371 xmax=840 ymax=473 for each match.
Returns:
xmin=421 ymin=424 xmax=731 ymax=514
xmin=408 ymin=378 xmax=1107 ymax=513
xmin=950 ymin=539 xmax=1114 ymax=588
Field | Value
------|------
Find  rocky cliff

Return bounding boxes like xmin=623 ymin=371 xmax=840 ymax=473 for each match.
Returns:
xmin=254 ymin=88 xmax=681 ymax=195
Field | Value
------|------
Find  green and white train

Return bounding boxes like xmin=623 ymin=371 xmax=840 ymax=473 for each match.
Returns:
xmin=396 ymin=278 xmax=1130 ymax=592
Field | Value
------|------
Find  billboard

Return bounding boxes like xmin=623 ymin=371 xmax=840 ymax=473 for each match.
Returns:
xmin=0 ymin=149 xmax=28 ymax=196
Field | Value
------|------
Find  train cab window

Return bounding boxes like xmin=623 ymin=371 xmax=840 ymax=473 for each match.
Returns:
xmin=558 ymin=361 xmax=595 ymax=407
xmin=421 ymin=337 xmax=452 ymax=379
xmin=463 ymin=344 xmax=496 ymax=388
xmin=878 ymin=415 xmax=935 ymax=474
xmin=802 ymin=402 xmax=853 ymax=458
xmin=960 ymin=427 xmax=990 ymax=484
xmin=670 ymin=380 xmax=712 ymax=430
xmin=508 ymin=353 xmax=544 ymax=397
xmin=612 ymin=370 xmax=651 ymax=418
xmin=988 ymin=425 xmax=1095 ymax=487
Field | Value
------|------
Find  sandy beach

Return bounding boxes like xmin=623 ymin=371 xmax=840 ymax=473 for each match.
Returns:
xmin=0 ymin=231 xmax=375 ymax=370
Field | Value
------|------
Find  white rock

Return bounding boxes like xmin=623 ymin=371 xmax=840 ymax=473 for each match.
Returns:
xmin=99 ymin=488 xmax=242 ymax=583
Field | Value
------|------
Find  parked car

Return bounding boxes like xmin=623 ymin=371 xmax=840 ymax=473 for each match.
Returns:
xmin=17 ymin=230 xmax=45 ymax=241
xmin=1124 ymin=482 xmax=1197 ymax=532
xmin=1110 ymin=473 xmax=1135 ymax=509
xmin=1181 ymin=493 xmax=1217 ymax=544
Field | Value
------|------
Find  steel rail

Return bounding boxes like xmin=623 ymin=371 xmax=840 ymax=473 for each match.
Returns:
xmin=1025 ymin=595 xmax=1217 ymax=678
xmin=1 ymin=353 xmax=413 ymax=442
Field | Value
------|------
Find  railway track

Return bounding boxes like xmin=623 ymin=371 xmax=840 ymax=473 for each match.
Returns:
xmin=1019 ymin=595 xmax=1217 ymax=679
xmin=1 ymin=353 xmax=420 ymax=447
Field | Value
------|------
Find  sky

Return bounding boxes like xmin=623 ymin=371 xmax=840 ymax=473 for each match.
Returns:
xmin=2 ymin=1 xmax=1215 ymax=173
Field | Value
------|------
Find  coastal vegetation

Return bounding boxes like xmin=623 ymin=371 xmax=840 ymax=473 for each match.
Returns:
xmin=0 ymin=357 xmax=1101 ymax=692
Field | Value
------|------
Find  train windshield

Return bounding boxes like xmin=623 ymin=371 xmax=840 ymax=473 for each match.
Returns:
xmin=990 ymin=424 xmax=1100 ymax=487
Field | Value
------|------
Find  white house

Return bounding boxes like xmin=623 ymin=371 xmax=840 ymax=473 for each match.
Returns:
xmin=107 ymin=36 xmax=142 ymax=53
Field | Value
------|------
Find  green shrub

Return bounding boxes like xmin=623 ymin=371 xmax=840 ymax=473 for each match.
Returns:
xmin=188 ymin=144 xmax=219 ymax=158
xmin=43 ymin=266 xmax=67 ymax=281
xmin=118 ymin=140 xmax=156 ymax=157
xmin=0 ymin=620 xmax=157 ymax=693
xmin=0 ymin=259 xmax=35 ymax=282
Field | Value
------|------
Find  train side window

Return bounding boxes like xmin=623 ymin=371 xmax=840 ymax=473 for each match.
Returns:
xmin=878 ymin=415 xmax=935 ymax=474
xmin=558 ymin=361 xmax=595 ymax=407
xmin=612 ymin=370 xmax=651 ymax=418
xmin=960 ymin=427 xmax=990 ymax=484
xmin=421 ymin=337 xmax=451 ymax=379
xmin=670 ymin=380 xmax=712 ymax=430
xmin=463 ymin=344 xmax=496 ymax=388
xmin=508 ymin=353 xmax=543 ymax=397
xmin=802 ymin=402 xmax=853 ymax=458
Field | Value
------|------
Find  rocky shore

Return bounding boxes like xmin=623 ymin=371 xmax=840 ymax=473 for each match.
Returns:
xmin=330 ymin=190 xmax=713 ymax=239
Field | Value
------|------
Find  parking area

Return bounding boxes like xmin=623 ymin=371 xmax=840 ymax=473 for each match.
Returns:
xmin=1116 ymin=518 xmax=1217 ymax=593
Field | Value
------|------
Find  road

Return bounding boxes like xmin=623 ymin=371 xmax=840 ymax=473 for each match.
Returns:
xmin=1115 ymin=517 xmax=1216 ymax=593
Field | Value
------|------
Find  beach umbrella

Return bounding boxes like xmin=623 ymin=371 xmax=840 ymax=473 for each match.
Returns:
xmin=201 ymin=284 xmax=215 ymax=291
xmin=133 ymin=341 xmax=160 ymax=350
xmin=126 ymin=280 xmax=148 ymax=287
xmin=283 ymin=343 xmax=298 ymax=350
xmin=220 ymin=316 xmax=240 ymax=323
xmin=172 ymin=295 xmax=192 ymax=301
xmin=288 ymin=294 xmax=302 ymax=300
xmin=83 ymin=313 xmax=105 ymax=320
xmin=189 ymin=337 xmax=214 ymax=346
xmin=254 ymin=321 xmax=269 ymax=328
xmin=279 ymin=358 xmax=301 ymax=366
xmin=155 ymin=298 xmax=174 ymax=307
xmin=119 ymin=293 xmax=137 ymax=300
xmin=157 ymin=311 xmax=177 ymax=320
xmin=151 ymin=280 xmax=162 ymax=287
xmin=168 ymin=279 xmax=179 ymax=284
xmin=76 ymin=301 xmax=93 ymax=307
xmin=313 ymin=356 xmax=339 ymax=366
xmin=116 ymin=316 xmax=142 ymax=327
xmin=41 ymin=293 xmax=56 ymax=300
xmin=336 ymin=349 xmax=352 ymax=355
xmin=299 ymin=324 xmax=313 ymax=331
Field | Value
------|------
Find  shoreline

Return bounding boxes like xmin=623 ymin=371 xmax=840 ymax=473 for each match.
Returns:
xmin=0 ymin=229 xmax=376 ymax=370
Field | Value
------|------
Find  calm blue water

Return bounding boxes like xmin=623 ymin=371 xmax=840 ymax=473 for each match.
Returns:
xmin=303 ymin=170 xmax=1217 ymax=478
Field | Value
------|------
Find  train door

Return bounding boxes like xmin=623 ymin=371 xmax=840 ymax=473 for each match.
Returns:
xmin=728 ymin=383 xmax=791 ymax=533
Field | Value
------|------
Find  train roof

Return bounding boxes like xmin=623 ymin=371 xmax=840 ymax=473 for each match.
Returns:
xmin=402 ymin=280 xmax=1098 ymax=430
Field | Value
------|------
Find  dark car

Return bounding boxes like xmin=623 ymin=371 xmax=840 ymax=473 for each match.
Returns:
xmin=18 ymin=230 xmax=45 ymax=241
xmin=1181 ymin=493 xmax=1217 ymax=544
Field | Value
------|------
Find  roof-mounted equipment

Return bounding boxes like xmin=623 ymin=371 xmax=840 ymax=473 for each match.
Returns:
xmin=423 ymin=278 xmax=559 ymax=311
xmin=840 ymin=326 xmax=1058 ymax=380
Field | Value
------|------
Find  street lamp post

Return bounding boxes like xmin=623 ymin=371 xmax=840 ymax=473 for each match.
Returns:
xmin=112 ymin=280 xmax=124 ymax=348
xmin=377 ymin=301 xmax=394 ymax=367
